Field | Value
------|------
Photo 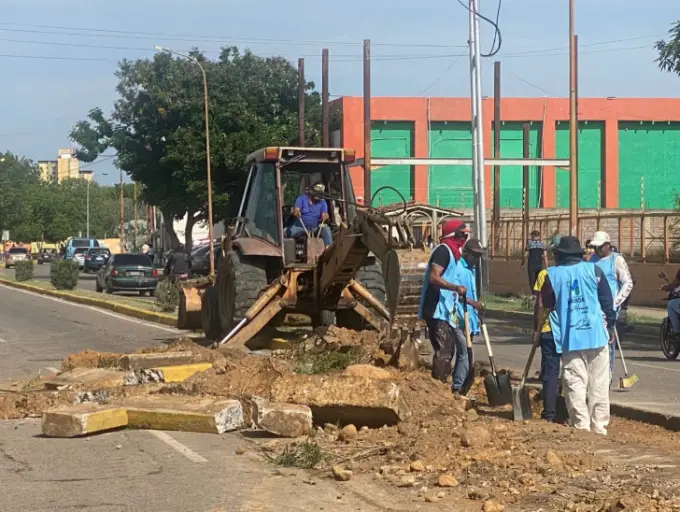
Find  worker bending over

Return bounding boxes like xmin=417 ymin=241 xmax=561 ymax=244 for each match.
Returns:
xmin=587 ymin=231 xmax=633 ymax=377
xmin=417 ymin=220 xmax=469 ymax=386
xmin=541 ymin=236 xmax=616 ymax=435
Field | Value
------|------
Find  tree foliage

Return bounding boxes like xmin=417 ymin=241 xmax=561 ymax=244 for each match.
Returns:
xmin=0 ymin=151 xmax=141 ymax=243
xmin=70 ymin=47 xmax=321 ymax=248
xmin=655 ymin=22 xmax=680 ymax=74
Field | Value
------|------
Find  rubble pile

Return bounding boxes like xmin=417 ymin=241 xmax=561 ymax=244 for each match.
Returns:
xmin=2 ymin=327 xmax=680 ymax=510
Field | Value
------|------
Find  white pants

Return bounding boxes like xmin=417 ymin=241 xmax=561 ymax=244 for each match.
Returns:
xmin=562 ymin=345 xmax=610 ymax=435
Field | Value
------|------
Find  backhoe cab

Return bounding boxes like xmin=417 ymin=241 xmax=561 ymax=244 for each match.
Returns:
xmin=179 ymin=146 xmax=414 ymax=350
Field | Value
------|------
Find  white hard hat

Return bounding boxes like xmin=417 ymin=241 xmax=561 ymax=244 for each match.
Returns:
xmin=589 ymin=231 xmax=611 ymax=247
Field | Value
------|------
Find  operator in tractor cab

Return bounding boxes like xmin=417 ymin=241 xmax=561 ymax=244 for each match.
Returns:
xmin=286 ymin=182 xmax=333 ymax=246
xmin=165 ymin=243 xmax=191 ymax=280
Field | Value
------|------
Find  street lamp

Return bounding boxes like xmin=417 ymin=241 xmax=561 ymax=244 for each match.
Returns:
xmin=154 ymin=45 xmax=215 ymax=277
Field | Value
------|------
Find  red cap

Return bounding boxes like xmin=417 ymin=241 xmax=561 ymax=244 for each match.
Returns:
xmin=442 ymin=219 xmax=471 ymax=238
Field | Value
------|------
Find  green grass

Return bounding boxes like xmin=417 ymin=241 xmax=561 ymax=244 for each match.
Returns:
xmin=625 ymin=312 xmax=661 ymax=327
xmin=294 ymin=348 xmax=362 ymax=375
xmin=0 ymin=273 xmax=167 ymax=313
xmin=482 ymin=293 xmax=533 ymax=314
xmin=264 ymin=439 xmax=325 ymax=469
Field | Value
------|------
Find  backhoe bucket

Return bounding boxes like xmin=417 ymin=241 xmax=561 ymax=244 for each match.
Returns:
xmin=178 ymin=286 xmax=202 ymax=330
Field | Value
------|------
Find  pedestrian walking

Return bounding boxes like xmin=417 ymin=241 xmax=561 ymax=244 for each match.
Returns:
xmin=587 ymin=231 xmax=633 ymax=378
xmin=521 ymin=230 xmax=549 ymax=291
xmin=540 ymin=236 xmax=616 ymax=435
xmin=418 ymin=221 xmax=468 ymax=385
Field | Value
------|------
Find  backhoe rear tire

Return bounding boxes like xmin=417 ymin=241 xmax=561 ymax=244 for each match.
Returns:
xmin=217 ymin=250 xmax=267 ymax=334
xmin=201 ymin=285 xmax=222 ymax=341
xmin=336 ymin=260 xmax=386 ymax=331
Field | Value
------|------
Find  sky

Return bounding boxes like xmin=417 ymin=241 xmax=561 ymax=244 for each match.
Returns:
xmin=1 ymin=0 xmax=678 ymax=185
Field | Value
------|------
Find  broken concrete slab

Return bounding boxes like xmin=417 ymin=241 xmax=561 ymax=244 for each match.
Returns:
xmin=126 ymin=362 xmax=213 ymax=385
xmin=251 ymin=397 xmax=312 ymax=438
xmin=42 ymin=404 xmax=128 ymax=437
xmin=270 ymin=374 xmax=411 ymax=428
xmin=125 ymin=395 xmax=244 ymax=434
xmin=118 ymin=351 xmax=195 ymax=371
xmin=44 ymin=368 xmax=128 ymax=391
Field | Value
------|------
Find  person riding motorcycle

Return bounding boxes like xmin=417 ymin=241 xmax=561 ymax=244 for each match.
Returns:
xmin=164 ymin=243 xmax=191 ymax=281
xmin=662 ymin=267 xmax=680 ymax=338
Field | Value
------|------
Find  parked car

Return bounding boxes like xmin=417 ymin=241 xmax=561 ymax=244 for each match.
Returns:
xmin=83 ymin=248 xmax=111 ymax=273
xmin=95 ymin=253 xmax=158 ymax=295
xmin=5 ymin=247 xmax=29 ymax=269
xmin=37 ymin=248 xmax=58 ymax=265
xmin=72 ymin=247 xmax=89 ymax=270
xmin=190 ymin=244 xmax=221 ymax=276
xmin=63 ymin=237 xmax=100 ymax=259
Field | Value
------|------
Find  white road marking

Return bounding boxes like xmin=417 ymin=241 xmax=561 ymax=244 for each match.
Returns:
xmin=0 ymin=282 xmax=181 ymax=333
xmin=630 ymin=362 xmax=680 ymax=373
xmin=148 ymin=430 xmax=208 ymax=463
xmin=0 ymin=337 xmax=6 ymax=343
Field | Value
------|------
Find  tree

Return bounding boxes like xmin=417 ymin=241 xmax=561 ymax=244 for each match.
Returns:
xmin=655 ymin=22 xmax=680 ymax=74
xmin=70 ymin=47 xmax=321 ymax=249
xmin=0 ymin=152 xmax=40 ymax=240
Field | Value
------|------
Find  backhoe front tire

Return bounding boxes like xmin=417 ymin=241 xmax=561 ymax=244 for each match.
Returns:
xmin=336 ymin=260 xmax=387 ymax=331
xmin=217 ymin=250 xmax=267 ymax=333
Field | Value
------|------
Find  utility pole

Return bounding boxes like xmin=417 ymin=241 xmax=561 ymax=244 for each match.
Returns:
xmin=468 ymin=0 xmax=488 ymax=293
xmin=298 ymin=58 xmax=305 ymax=147
xmin=322 ymin=48 xmax=330 ymax=147
xmin=133 ymin=182 xmax=138 ymax=248
xmin=568 ymin=0 xmax=578 ymax=236
xmin=86 ymin=180 xmax=90 ymax=238
xmin=363 ymin=39 xmax=371 ymax=206
xmin=492 ymin=61 xmax=501 ymax=256
xmin=119 ymin=169 xmax=125 ymax=253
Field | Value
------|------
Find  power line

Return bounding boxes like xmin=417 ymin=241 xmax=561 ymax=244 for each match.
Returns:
xmin=0 ymin=24 xmax=467 ymax=49
xmin=418 ymin=52 xmax=467 ymax=96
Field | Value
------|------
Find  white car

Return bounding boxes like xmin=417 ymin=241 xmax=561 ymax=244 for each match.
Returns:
xmin=72 ymin=247 xmax=89 ymax=270
xmin=5 ymin=247 xmax=29 ymax=268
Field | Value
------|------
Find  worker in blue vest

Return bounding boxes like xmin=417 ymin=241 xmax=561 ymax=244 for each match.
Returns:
xmin=587 ymin=231 xmax=634 ymax=378
xmin=541 ymin=236 xmax=616 ymax=435
xmin=450 ymin=239 xmax=484 ymax=388
xmin=417 ymin=221 xmax=469 ymax=385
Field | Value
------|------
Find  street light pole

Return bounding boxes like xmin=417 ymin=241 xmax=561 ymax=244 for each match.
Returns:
xmin=86 ymin=180 xmax=90 ymax=238
xmin=119 ymin=168 xmax=125 ymax=253
xmin=155 ymin=45 xmax=215 ymax=277
xmin=568 ymin=0 xmax=578 ymax=236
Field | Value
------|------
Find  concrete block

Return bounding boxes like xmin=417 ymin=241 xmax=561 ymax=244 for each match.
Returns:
xmin=44 ymin=368 xmax=128 ymax=391
xmin=125 ymin=395 xmax=244 ymax=434
xmin=251 ymin=397 xmax=313 ymax=438
xmin=118 ymin=351 xmax=195 ymax=371
xmin=270 ymin=374 xmax=411 ymax=428
xmin=127 ymin=363 xmax=212 ymax=385
xmin=42 ymin=404 xmax=128 ymax=437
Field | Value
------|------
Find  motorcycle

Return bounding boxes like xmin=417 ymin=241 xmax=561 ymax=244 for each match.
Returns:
xmin=659 ymin=271 xmax=680 ymax=360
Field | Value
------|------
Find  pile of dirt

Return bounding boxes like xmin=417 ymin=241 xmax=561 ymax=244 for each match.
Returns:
xmin=61 ymin=349 xmax=121 ymax=371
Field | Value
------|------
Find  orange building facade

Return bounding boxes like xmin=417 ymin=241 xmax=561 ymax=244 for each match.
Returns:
xmin=333 ymin=96 xmax=680 ymax=210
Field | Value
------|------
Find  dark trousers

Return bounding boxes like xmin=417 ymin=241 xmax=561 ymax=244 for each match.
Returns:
xmin=528 ymin=269 xmax=541 ymax=290
xmin=425 ymin=318 xmax=454 ymax=382
xmin=539 ymin=331 xmax=560 ymax=421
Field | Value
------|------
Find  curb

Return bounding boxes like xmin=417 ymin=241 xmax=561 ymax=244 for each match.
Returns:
xmin=0 ymin=278 xmax=177 ymax=327
xmin=484 ymin=307 xmax=659 ymax=337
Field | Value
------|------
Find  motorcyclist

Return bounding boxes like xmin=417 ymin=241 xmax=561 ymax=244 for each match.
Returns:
xmin=165 ymin=243 xmax=191 ymax=280
xmin=662 ymin=268 xmax=680 ymax=338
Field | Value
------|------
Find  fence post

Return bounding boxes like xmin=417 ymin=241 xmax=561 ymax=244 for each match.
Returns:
xmin=617 ymin=216 xmax=623 ymax=255
xmin=505 ymin=221 xmax=510 ymax=261
xmin=640 ymin=213 xmax=646 ymax=263
xmin=664 ymin=215 xmax=670 ymax=264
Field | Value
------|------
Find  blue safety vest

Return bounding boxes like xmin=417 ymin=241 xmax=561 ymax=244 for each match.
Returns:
xmin=453 ymin=258 xmax=480 ymax=335
xmin=589 ymin=253 xmax=619 ymax=312
xmin=547 ymin=262 xmax=608 ymax=353
xmin=418 ymin=244 xmax=459 ymax=327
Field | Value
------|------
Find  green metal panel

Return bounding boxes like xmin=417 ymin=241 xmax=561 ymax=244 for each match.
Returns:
xmin=370 ymin=121 xmax=412 ymax=206
xmin=491 ymin=122 xmax=542 ymax=209
xmin=428 ymin=122 xmax=473 ymax=208
xmin=618 ymin=122 xmax=680 ymax=209
xmin=555 ymin=121 xmax=603 ymax=209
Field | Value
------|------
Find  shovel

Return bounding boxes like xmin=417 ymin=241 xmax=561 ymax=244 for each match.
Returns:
xmin=480 ymin=310 xmax=512 ymax=406
xmin=512 ymin=327 xmax=541 ymax=421
xmin=459 ymin=292 xmax=476 ymax=396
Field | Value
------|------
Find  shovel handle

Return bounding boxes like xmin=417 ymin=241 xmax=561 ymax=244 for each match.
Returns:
xmin=519 ymin=329 xmax=541 ymax=388
xmin=614 ymin=327 xmax=629 ymax=375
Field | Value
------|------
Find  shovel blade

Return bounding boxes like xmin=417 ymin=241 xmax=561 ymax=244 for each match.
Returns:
xmin=496 ymin=373 xmax=513 ymax=405
xmin=512 ymin=385 xmax=532 ymax=421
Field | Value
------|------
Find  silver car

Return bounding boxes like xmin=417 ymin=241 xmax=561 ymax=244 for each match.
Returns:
xmin=72 ymin=247 xmax=89 ymax=270
xmin=5 ymin=247 xmax=29 ymax=269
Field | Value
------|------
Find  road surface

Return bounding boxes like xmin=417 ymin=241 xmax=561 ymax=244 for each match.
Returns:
xmin=0 ymin=282 xmax=679 ymax=511
xmin=0 ymin=263 xmax=154 ymax=301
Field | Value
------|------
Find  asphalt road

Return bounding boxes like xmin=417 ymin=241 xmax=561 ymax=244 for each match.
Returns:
xmin=0 ymin=282 xmax=180 ymax=379
xmin=0 ymin=263 xmax=154 ymax=301
xmin=477 ymin=317 xmax=679 ymax=419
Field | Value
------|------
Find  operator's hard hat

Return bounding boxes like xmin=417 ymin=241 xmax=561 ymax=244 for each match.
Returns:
xmin=311 ymin=182 xmax=325 ymax=194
